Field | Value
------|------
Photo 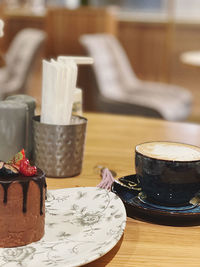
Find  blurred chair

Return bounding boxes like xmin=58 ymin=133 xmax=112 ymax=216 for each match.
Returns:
xmin=80 ymin=33 xmax=193 ymax=121
xmin=0 ymin=28 xmax=46 ymax=99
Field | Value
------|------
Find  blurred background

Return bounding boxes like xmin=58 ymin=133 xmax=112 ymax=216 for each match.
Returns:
xmin=0 ymin=0 xmax=200 ymax=122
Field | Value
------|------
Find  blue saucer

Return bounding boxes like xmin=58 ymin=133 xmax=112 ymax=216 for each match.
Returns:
xmin=111 ymin=174 xmax=200 ymax=225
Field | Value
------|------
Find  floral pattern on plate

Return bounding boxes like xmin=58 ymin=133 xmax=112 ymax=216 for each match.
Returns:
xmin=0 ymin=187 xmax=126 ymax=267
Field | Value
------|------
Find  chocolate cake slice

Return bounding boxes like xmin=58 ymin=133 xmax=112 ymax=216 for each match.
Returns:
xmin=0 ymin=161 xmax=46 ymax=247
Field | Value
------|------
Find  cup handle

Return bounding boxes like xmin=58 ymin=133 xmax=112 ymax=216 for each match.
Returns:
xmin=189 ymin=192 xmax=200 ymax=206
xmin=118 ymin=174 xmax=141 ymax=191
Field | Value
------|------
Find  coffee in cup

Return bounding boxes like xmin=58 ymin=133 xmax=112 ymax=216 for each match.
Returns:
xmin=135 ymin=141 xmax=200 ymax=206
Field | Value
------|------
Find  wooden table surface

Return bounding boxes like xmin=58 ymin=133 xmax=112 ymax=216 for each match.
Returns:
xmin=47 ymin=112 xmax=200 ymax=267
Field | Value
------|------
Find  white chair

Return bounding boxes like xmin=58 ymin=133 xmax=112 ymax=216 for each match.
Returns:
xmin=0 ymin=28 xmax=46 ymax=99
xmin=80 ymin=33 xmax=193 ymax=121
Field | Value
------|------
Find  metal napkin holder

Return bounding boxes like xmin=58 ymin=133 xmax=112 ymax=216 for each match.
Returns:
xmin=32 ymin=115 xmax=87 ymax=178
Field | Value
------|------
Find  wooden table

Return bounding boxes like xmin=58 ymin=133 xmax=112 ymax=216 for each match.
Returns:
xmin=47 ymin=112 xmax=200 ymax=267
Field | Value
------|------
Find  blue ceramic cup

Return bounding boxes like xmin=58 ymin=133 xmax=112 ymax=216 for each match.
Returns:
xmin=135 ymin=141 xmax=200 ymax=206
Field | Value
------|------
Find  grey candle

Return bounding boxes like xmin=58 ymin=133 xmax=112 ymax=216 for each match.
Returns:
xmin=0 ymin=100 xmax=27 ymax=161
xmin=6 ymin=94 xmax=36 ymax=159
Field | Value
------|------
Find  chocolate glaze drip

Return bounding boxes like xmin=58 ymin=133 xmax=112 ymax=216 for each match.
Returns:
xmin=2 ymin=183 xmax=11 ymax=204
xmin=0 ymin=168 xmax=46 ymax=215
xmin=32 ymin=176 xmax=47 ymax=215
xmin=20 ymin=181 xmax=30 ymax=213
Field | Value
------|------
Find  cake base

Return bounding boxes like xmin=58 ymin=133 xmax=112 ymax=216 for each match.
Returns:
xmin=0 ymin=169 xmax=46 ymax=247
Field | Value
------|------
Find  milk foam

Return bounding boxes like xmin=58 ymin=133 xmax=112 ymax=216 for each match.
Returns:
xmin=136 ymin=142 xmax=200 ymax=161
